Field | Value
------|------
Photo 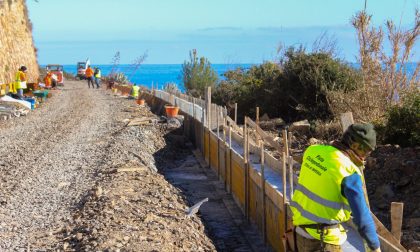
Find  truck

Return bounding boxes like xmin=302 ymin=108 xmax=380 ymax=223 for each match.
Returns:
xmin=46 ymin=64 xmax=64 ymax=86
xmin=76 ymin=58 xmax=90 ymax=80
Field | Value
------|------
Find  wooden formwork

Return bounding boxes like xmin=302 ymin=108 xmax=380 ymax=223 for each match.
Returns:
xmin=147 ymin=88 xmax=407 ymax=252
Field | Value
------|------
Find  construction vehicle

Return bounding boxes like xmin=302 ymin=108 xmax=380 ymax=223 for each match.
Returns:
xmin=76 ymin=58 xmax=90 ymax=80
xmin=45 ymin=64 xmax=64 ymax=86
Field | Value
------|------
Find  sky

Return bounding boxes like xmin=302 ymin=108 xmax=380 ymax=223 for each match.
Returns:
xmin=27 ymin=0 xmax=420 ymax=65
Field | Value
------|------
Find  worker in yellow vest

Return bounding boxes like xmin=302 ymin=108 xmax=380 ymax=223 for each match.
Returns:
xmin=15 ymin=66 xmax=27 ymax=97
xmin=94 ymin=67 xmax=101 ymax=88
xmin=131 ymin=83 xmax=140 ymax=99
xmin=291 ymin=123 xmax=380 ymax=252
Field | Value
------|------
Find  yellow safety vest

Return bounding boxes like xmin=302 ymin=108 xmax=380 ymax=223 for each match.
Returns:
xmin=15 ymin=70 xmax=26 ymax=89
xmin=132 ymin=85 xmax=140 ymax=98
xmin=94 ymin=70 xmax=101 ymax=78
xmin=291 ymin=145 xmax=362 ymax=245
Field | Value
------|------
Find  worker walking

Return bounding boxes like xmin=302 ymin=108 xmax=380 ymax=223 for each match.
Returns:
xmin=14 ymin=66 xmax=27 ymax=97
xmin=94 ymin=67 xmax=101 ymax=88
xmin=291 ymin=123 xmax=381 ymax=252
xmin=85 ymin=65 xmax=94 ymax=88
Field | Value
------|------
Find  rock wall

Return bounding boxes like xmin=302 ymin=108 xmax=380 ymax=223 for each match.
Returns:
xmin=0 ymin=0 xmax=39 ymax=83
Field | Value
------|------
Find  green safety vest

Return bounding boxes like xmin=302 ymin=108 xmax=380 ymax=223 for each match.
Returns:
xmin=132 ymin=85 xmax=140 ymax=97
xmin=94 ymin=69 xmax=101 ymax=78
xmin=291 ymin=145 xmax=362 ymax=245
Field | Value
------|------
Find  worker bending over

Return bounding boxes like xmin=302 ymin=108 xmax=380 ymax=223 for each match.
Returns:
xmin=291 ymin=123 xmax=380 ymax=252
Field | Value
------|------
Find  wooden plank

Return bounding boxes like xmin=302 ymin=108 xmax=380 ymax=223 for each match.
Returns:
xmin=372 ymin=214 xmax=407 ymax=251
xmin=234 ymin=102 xmax=238 ymax=124
xmin=391 ymin=202 xmax=404 ymax=243
xmin=245 ymin=117 xmax=283 ymax=152
xmin=116 ymin=166 xmax=147 ymax=172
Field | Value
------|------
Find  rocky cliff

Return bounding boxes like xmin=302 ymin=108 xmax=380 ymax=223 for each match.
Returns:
xmin=0 ymin=0 xmax=39 ymax=83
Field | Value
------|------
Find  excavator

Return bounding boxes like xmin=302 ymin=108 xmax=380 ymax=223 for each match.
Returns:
xmin=76 ymin=58 xmax=90 ymax=80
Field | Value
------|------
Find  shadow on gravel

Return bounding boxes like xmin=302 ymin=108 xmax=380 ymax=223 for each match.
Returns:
xmin=153 ymin=126 xmax=266 ymax=252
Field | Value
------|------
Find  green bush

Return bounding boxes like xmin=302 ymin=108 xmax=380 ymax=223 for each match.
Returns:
xmin=280 ymin=47 xmax=361 ymax=121
xmin=382 ymin=90 xmax=420 ymax=147
xmin=213 ymin=62 xmax=282 ymax=121
xmin=182 ymin=49 xmax=218 ymax=97
xmin=213 ymin=47 xmax=361 ymax=123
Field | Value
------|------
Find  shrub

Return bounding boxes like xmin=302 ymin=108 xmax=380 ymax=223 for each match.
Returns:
xmin=182 ymin=49 xmax=218 ymax=98
xmin=163 ymin=82 xmax=179 ymax=94
xmin=213 ymin=48 xmax=361 ymax=123
xmin=382 ymin=90 xmax=420 ymax=147
xmin=280 ymin=47 xmax=361 ymax=121
xmin=213 ymin=62 xmax=282 ymax=121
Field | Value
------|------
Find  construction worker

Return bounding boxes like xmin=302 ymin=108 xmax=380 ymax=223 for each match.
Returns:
xmin=44 ymin=71 xmax=52 ymax=88
xmin=15 ymin=66 xmax=27 ymax=97
xmin=291 ymin=123 xmax=380 ymax=252
xmin=94 ymin=67 xmax=101 ymax=88
xmin=85 ymin=65 xmax=94 ymax=88
xmin=130 ymin=83 xmax=140 ymax=99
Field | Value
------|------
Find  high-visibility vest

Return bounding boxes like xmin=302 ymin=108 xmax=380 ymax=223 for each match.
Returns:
xmin=15 ymin=70 xmax=27 ymax=89
xmin=291 ymin=145 xmax=362 ymax=245
xmin=85 ymin=68 xmax=94 ymax=77
xmin=94 ymin=69 xmax=101 ymax=78
xmin=132 ymin=85 xmax=140 ymax=98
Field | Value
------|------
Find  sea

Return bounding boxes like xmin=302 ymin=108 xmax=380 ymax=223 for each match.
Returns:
xmin=56 ymin=63 xmax=417 ymax=92
xmin=61 ymin=64 xmax=253 ymax=92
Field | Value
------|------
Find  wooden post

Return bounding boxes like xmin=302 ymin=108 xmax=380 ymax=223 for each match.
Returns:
xmin=234 ymin=103 xmax=238 ymax=125
xmin=283 ymin=129 xmax=289 ymax=157
xmin=244 ymin=119 xmax=249 ymax=221
xmin=288 ymin=156 xmax=294 ymax=197
xmin=223 ymin=118 xmax=227 ymax=189
xmin=206 ymin=87 xmax=212 ymax=129
xmin=260 ymin=141 xmax=267 ymax=243
xmin=282 ymin=152 xmax=287 ymax=204
xmin=216 ymin=106 xmax=220 ymax=138
xmin=256 ymin=107 xmax=260 ymax=125
xmin=288 ymin=131 xmax=293 ymax=195
xmin=192 ymin=98 xmax=196 ymax=120
xmin=282 ymin=151 xmax=289 ymax=252
xmin=229 ymin=124 xmax=233 ymax=193
xmin=391 ymin=202 xmax=404 ymax=243
xmin=202 ymin=108 xmax=205 ymax=154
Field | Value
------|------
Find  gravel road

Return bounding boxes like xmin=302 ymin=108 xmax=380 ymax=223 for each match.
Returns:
xmin=0 ymin=81 xmax=262 ymax=251
xmin=0 ymin=81 xmax=121 ymax=250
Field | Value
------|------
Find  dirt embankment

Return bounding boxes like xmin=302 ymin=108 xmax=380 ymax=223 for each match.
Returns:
xmin=365 ymin=146 xmax=420 ymax=251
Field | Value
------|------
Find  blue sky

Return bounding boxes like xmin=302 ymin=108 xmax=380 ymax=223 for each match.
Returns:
xmin=27 ymin=0 xmax=419 ymax=64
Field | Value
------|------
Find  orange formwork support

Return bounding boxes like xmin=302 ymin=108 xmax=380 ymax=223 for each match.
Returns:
xmin=210 ymin=133 xmax=219 ymax=173
xmin=231 ymin=151 xmax=246 ymax=213
xmin=265 ymin=196 xmax=285 ymax=252
xmin=249 ymin=167 xmax=264 ymax=232
xmin=204 ymin=129 xmax=210 ymax=164
xmin=218 ymin=141 xmax=226 ymax=182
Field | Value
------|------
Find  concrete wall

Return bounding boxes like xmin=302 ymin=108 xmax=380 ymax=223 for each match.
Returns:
xmin=0 ymin=0 xmax=39 ymax=83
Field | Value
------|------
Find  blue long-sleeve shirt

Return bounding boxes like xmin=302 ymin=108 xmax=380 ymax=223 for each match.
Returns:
xmin=342 ymin=173 xmax=380 ymax=250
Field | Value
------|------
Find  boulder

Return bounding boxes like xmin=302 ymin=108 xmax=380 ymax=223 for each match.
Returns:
xmin=289 ymin=119 xmax=310 ymax=134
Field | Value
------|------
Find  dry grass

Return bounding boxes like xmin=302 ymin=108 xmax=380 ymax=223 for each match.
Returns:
xmin=328 ymin=9 xmax=420 ymax=123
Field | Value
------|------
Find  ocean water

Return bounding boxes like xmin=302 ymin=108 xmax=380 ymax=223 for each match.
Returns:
xmin=61 ymin=64 xmax=253 ymax=91
xmin=55 ymin=63 xmax=417 ymax=91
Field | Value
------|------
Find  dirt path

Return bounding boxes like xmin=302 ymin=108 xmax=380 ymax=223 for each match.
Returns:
xmin=0 ymin=81 xmax=264 ymax=251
